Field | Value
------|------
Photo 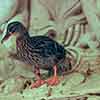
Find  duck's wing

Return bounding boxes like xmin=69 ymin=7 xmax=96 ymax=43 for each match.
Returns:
xmin=28 ymin=36 xmax=66 ymax=60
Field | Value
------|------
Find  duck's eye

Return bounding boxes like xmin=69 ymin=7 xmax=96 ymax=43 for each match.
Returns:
xmin=11 ymin=29 xmax=15 ymax=33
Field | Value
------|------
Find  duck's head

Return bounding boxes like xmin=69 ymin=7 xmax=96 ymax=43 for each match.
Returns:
xmin=1 ymin=21 xmax=29 ymax=44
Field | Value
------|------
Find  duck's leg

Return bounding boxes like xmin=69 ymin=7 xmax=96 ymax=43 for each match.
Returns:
xmin=46 ymin=65 xmax=60 ymax=86
xmin=31 ymin=65 xmax=46 ymax=88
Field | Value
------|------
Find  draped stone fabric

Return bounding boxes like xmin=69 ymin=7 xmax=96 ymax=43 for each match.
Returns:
xmin=81 ymin=0 xmax=100 ymax=43
xmin=29 ymin=0 xmax=85 ymax=42
xmin=0 ymin=0 xmax=100 ymax=47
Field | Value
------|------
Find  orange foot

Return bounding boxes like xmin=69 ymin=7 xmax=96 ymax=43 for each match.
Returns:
xmin=31 ymin=79 xmax=46 ymax=88
xmin=46 ymin=76 xmax=60 ymax=86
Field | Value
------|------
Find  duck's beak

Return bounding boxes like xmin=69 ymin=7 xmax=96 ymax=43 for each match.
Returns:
xmin=1 ymin=33 xmax=12 ymax=44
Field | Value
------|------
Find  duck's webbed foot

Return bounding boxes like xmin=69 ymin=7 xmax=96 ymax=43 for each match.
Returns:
xmin=46 ymin=75 xmax=59 ymax=86
xmin=31 ymin=79 xmax=46 ymax=88
xmin=31 ymin=65 xmax=46 ymax=88
xmin=46 ymin=65 xmax=60 ymax=86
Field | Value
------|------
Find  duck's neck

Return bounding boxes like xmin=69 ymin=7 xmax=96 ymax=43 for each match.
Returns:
xmin=23 ymin=31 xmax=30 ymax=38
xmin=17 ymin=31 xmax=30 ymax=40
xmin=16 ymin=33 xmax=30 ymax=48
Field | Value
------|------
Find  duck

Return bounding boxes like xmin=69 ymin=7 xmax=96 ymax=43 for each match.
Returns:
xmin=1 ymin=21 xmax=72 ymax=88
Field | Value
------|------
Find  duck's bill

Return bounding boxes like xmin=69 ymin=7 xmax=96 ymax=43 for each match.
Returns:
xmin=1 ymin=33 xmax=11 ymax=44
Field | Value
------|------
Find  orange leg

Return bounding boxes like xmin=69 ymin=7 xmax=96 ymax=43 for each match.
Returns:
xmin=46 ymin=65 xmax=60 ymax=86
xmin=31 ymin=66 xmax=46 ymax=88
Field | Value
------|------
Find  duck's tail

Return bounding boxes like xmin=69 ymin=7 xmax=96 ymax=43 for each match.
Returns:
xmin=57 ymin=46 xmax=81 ymax=75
